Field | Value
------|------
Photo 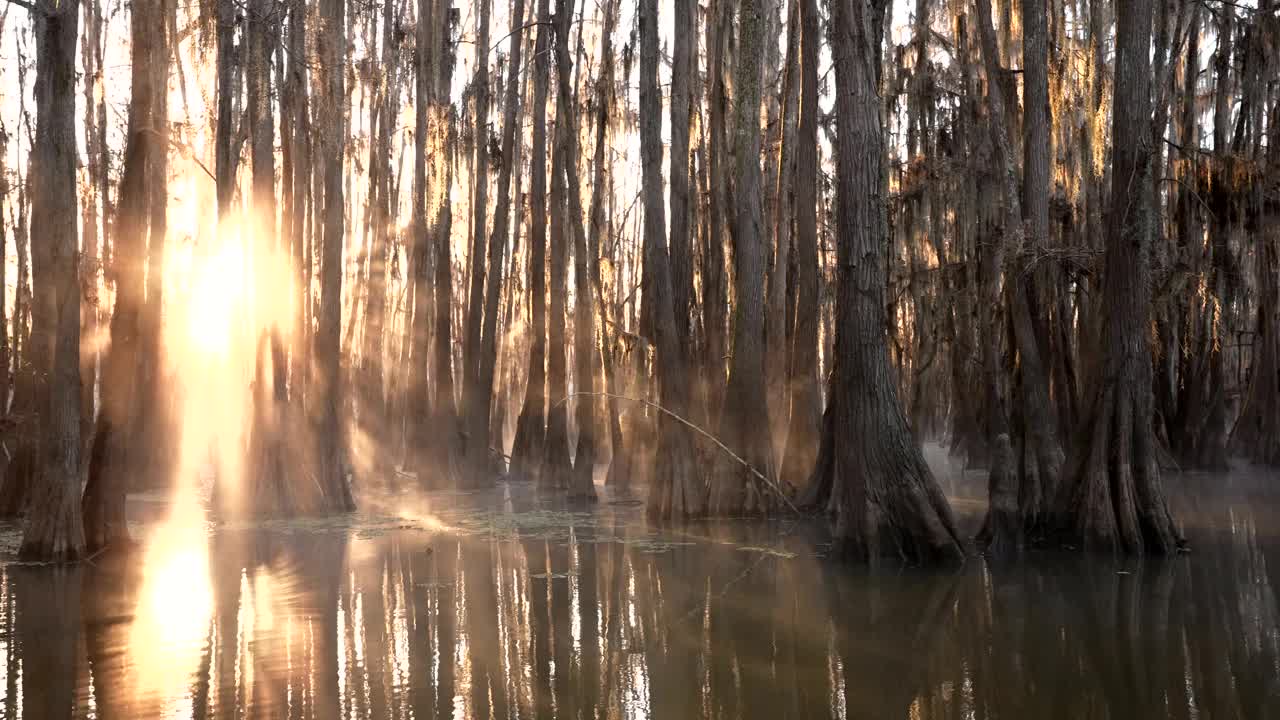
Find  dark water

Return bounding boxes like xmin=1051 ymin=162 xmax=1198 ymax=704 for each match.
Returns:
xmin=1 ymin=458 xmax=1279 ymax=719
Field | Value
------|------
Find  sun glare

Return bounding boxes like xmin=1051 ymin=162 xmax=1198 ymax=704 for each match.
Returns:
xmin=128 ymin=513 xmax=214 ymax=709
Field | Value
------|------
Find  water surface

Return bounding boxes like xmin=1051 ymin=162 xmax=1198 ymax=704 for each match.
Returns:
xmin=1 ymin=459 xmax=1277 ymax=719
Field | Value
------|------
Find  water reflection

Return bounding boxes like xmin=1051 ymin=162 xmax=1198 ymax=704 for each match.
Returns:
xmin=1 ymin=474 xmax=1279 ymax=719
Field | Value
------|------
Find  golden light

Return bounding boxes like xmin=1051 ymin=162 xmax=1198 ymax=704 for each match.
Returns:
xmin=128 ymin=511 xmax=214 ymax=709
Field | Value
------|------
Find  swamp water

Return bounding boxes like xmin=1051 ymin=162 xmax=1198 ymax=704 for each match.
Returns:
xmin=0 ymin=452 xmax=1277 ymax=719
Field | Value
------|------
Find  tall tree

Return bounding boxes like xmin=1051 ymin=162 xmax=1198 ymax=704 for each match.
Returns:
xmin=362 ymin=0 xmax=398 ymax=426
xmin=79 ymin=0 xmax=104 ymax=441
xmin=409 ymin=0 xmax=459 ymax=485
xmin=1050 ymin=0 xmax=1181 ymax=554
xmin=313 ymin=0 xmax=357 ymax=512
xmin=972 ymin=0 xmax=1064 ymax=553
xmin=778 ymin=0 xmax=821 ymax=494
xmin=281 ymin=0 xmax=308 ymax=402
xmin=462 ymin=0 xmax=492 ymax=466
xmin=214 ymin=0 xmax=238 ymax=215
xmin=241 ymin=0 xmax=299 ymax=514
xmin=766 ymin=0 xmax=800 ymax=453
xmin=586 ymin=0 xmax=626 ymax=490
xmin=510 ymin=0 xmax=551 ymax=482
xmin=551 ymin=0 xmax=598 ymax=501
xmin=82 ymin=0 xmax=168 ymax=550
xmin=20 ymin=0 xmax=85 ymax=561
xmin=543 ymin=35 xmax=571 ymax=491
xmin=668 ymin=0 xmax=695 ymax=360
xmin=709 ymin=0 xmax=775 ymax=515
xmin=1233 ymin=136 xmax=1279 ymax=464
xmin=802 ymin=0 xmax=963 ymax=564
xmin=429 ymin=15 xmax=460 ymax=483
xmin=701 ymin=0 xmax=731 ymax=427
xmin=641 ymin=0 xmax=704 ymax=519
xmin=466 ymin=0 xmax=528 ymax=483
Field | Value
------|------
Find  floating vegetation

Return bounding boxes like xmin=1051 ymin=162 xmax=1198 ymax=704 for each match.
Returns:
xmin=0 ymin=523 xmax=24 ymax=558
xmin=216 ymin=513 xmax=434 ymax=538
xmin=736 ymin=546 xmax=797 ymax=559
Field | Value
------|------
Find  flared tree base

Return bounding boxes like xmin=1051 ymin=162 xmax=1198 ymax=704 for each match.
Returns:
xmin=1052 ymin=380 xmax=1184 ymax=555
xmin=805 ymin=397 xmax=965 ymax=566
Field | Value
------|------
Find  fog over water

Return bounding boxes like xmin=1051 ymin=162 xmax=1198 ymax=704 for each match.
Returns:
xmin=0 ymin=448 xmax=1276 ymax=719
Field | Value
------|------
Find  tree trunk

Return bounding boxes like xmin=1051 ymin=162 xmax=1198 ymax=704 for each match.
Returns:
xmin=20 ymin=0 xmax=85 ymax=562
xmin=79 ymin=0 xmax=103 ymax=442
xmin=215 ymin=0 xmax=238 ymax=216
xmin=130 ymin=0 xmax=172 ymax=493
xmin=1051 ymin=0 xmax=1182 ymax=555
xmin=467 ymin=0 xmax=528 ymax=484
xmin=802 ymin=0 xmax=963 ymax=565
xmin=82 ymin=0 xmax=168 ymax=551
xmin=362 ymin=0 xmax=397 ymax=428
xmin=641 ymin=0 xmax=704 ymax=520
xmin=668 ymin=0 xmax=695 ymax=363
xmin=971 ymin=0 xmax=1064 ymax=553
xmin=510 ymin=0 xmax=551 ymax=482
xmin=541 ymin=0 xmax=578 ymax=491
xmin=587 ymin=0 xmax=626 ymax=491
xmin=701 ymin=0 xmax=731 ymax=428
xmin=0 ymin=60 xmax=36 ymax=519
xmin=409 ymin=0 xmax=457 ymax=485
xmin=778 ymin=0 xmax=821 ymax=494
xmin=431 ymin=25 xmax=461 ymax=484
xmin=1231 ymin=76 xmax=1280 ymax=466
xmin=709 ymin=0 xmax=775 ymax=515
xmin=550 ymin=0 xmax=598 ymax=501
xmin=240 ymin=0 xmax=299 ymax=515
xmin=462 ymin=0 xmax=492 ymax=468
xmin=766 ymin=0 xmax=800 ymax=460
xmin=313 ymin=0 xmax=357 ymax=512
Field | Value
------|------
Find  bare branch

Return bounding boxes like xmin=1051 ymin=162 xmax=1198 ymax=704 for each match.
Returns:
xmin=551 ymin=391 xmax=801 ymax=514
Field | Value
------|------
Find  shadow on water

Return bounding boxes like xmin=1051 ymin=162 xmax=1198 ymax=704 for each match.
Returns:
xmin=0 ymin=460 xmax=1279 ymax=719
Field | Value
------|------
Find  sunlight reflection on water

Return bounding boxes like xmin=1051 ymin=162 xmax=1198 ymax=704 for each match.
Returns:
xmin=0 ymin=461 xmax=1278 ymax=719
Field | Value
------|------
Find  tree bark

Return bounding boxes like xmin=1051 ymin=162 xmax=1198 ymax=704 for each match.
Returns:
xmin=214 ymin=0 xmax=238 ymax=216
xmin=766 ymin=0 xmax=800 ymax=459
xmin=668 ymin=0 xmax=695 ymax=361
xmin=701 ymin=0 xmax=732 ymax=428
xmin=409 ymin=0 xmax=459 ymax=486
xmin=79 ymin=0 xmax=103 ymax=442
xmin=20 ymin=0 xmax=86 ymax=562
xmin=542 ymin=1 xmax=573 ymax=489
xmin=1051 ymin=0 xmax=1182 ymax=555
xmin=778 ymin=0 xmax=821 ymax=494
xmin=362 ymin=0 xmax=397 ymax=427
xmin=462 ymin=0 xmax=492 ymax=467
xmin=709 ymin=0 xmax=775 ymax=516
xmin=313 ymin=0 xmax=357 ymax=512
xmin=587 ymin=0 xmax=626 ymax=491
xmin=510 ymin=0 xmax=551 ymax=482
xmin=552 ymin=0 xmax=598 ymax=501
xmin=1231 ymin=63 xmax=1280 ymax=466
xmin=431 ymin=29 xmax=462 ymax=484
xmin=802 ymin=0 xmax=963 ymax=565
xmin=641 ymin=0 xmax=704 ymax=520
xmin=467 ymin=0 xmax=528 ymax=484
xmin=82 ymin=0 xmax=169 ymax=551
xmin=971 ymin=0 xmax=1064 ymax=553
